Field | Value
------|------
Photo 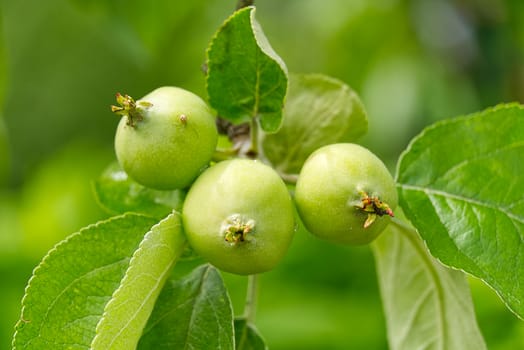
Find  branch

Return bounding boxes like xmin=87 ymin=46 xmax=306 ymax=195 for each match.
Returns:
xmin=236 ymin=0 xmax=254 ymax=10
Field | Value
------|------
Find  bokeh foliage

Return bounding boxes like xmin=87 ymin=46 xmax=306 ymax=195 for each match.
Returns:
xmin=1 ymin=0 xmax=524 ymax=349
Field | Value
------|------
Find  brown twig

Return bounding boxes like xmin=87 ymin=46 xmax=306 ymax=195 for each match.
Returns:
xmin=236 ymin=0 xmax=254 ymax=10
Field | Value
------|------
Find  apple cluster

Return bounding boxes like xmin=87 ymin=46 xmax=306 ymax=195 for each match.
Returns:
xmin=113 ymin=87 xmax=397 ymax=275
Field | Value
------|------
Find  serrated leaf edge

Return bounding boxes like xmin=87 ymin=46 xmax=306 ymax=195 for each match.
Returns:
xmin=394 ymin=102 xmax=524 ymax=320
xmin=205 ymin=6 xmax=288 ymax=130
xmin=397 ymin=187 xmax=524 ymax=320
xmin=395 ymin=102 xmax=523 ymax=183
xmin=249 ymin=7 xmax=288 ymax=78
xmin=204 ymin=6 xmax=253 ymax=109
xmin=91 ymin=211 xmax=187 ymax=349
xmin=12 ymin=212 xmax=151 ymax=350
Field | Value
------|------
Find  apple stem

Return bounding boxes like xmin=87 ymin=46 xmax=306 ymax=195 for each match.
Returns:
xmin=249 ymin=118 xmax=260 ymax=157
xmin=244 ymin=274 xmax=259 ymax=323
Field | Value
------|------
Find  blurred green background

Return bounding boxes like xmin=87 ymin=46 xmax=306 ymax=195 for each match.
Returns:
xmin=1 ymin=0 xmax=523 ymax=349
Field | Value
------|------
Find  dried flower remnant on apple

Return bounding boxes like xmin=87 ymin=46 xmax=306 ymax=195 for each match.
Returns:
xmin=111 ymin=86 xmax=218 ymax=190
xmin=295 ymin=143 xmax=398 ymax=245
xmin=111 ymin=93 xmax=152 ymax=128
xmin=182 ymin=159 xmax=295 ymax=275
xmin=221 ymin=214 xmax=256 ymax=243
xmin=355 ymin=191 xmax=395 ymax=228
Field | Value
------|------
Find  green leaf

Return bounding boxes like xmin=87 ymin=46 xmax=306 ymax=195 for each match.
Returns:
xmin=206 ymin=6 xmax=288 ymax=132
xmin=91 ymin=212 xmax=186 ymax=349
xmin=261 ymin=73 xmax=368 ymax=175
xmin=138 ymin=264 xmax=234 ymax=349
xmin=234 ymin=318 xmax=267 ymax=350
xmin=13 ymin=213 xmax=158 ymax=350
xmin=93 ymin=162 xmax=185 ymax=219
xmin=396 ymin=103 xmax=524 ymax=318
xmin=372 ymin=219 xmax=487 ymax=350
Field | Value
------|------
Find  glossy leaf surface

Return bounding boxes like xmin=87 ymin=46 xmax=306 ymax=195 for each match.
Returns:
xmin=397 ymin=103 xmax=524 ymax=318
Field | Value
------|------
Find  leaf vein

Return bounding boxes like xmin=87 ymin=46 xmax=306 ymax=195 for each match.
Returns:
xmin=31 ymin=259 xmax=129 ymax=346
xmin=399 ymin=184 xmax=524 ymax=225
xmin=105 ymin=259 xmax=175 ymax=348
xmin=438 ymin=140 xmax=524 ymax=183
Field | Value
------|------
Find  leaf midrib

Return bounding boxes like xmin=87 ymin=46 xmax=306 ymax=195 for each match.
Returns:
xmin=398 ymin=184 xmax=524 ymax=225
xmin=393 ymin=219 xmax=448 ymax=350
xmin=104 ymin=258 xmax=176 ymax=348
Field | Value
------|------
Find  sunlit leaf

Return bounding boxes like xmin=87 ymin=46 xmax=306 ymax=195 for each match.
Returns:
xmin=397 ymin=103 xmax=524 ymax=318
xmin=372 ymin=218 xmax=487 ymax=350
xmin=206 ymin=6 xmax=288 ymax=132
xmin=138 ymin=264 xmax=234 ymax=349
xmin=12 ymin=214 xmax=157 ymax=349
xmin=91 ymin=212 xmax=186 ymax=349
